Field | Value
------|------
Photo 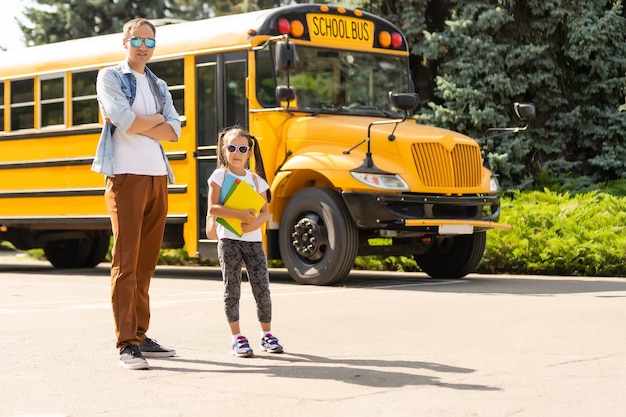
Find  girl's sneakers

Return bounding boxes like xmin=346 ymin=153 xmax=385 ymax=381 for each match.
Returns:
xmin=232 ymin=335 xmax=254 ymax=357
xmin=231 ymin=333 xmax=284 ymax=357
xmin=260 ymin=333 xmax=283 ymax=353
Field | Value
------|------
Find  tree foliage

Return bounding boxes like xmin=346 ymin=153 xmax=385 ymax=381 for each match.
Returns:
xmin=20 ymin=0 xmax=175 ymax=44
xmin=481 ymin=187 xmax=626 ymax=276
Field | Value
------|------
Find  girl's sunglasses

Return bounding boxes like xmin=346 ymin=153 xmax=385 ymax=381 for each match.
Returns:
xmin=224 ymin=145 xmax=250 ymax=154
xmin=128 ymin=37 xmax=156 ymax=49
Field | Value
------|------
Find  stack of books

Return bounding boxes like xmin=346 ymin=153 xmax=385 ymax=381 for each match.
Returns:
xmin=216 ymin=173 xmax=266 ymax=236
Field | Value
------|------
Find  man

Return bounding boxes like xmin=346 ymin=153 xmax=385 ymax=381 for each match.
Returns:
xmin=92 ymin=18 xmax=180 ymax=370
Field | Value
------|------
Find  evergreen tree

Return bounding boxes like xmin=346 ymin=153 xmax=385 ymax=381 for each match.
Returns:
xmin=18 ymin=0 xmax=209 ymax=45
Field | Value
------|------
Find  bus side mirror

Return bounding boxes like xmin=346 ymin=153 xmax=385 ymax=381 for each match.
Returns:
xmin=276 ymin=85 xmax=296 ymax=103
xmin=275 ymin=41 xmax=297 ymax=71
xmin=389 ymin=92 xmax=419 ymax=112
xmin=514 ymin=102 xmax=536 ymax=121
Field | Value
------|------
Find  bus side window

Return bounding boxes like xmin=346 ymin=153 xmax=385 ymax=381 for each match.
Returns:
xmin=225 ymin=60 xmax=246 ymax=127
xmin=149 ymin=59 xmax=185 ymax=117
xmin=40 ymin=74 xmax=65 ymax=128
xmin=10 ymin=78 xmax=34 ymax=131
xmin=0 ymin=81 xmax=4 ymax=132
xmin=72 ymin=70 xmax=99 ymax=125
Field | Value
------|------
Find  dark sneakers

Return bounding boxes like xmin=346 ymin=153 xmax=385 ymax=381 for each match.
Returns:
xmin=119 ymin=344 xmax=149 ymax=370
xmin=260 ymin=334 xmax=284 ymax=353
xmin=139 ymin=338 xmax=176 ymax=358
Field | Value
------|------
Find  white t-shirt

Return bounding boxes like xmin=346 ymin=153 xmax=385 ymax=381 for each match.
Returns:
xmin=207 ymin=168 xmax=269 ymax=242
xmin=112 ymin=70 xmax=167 ymax=176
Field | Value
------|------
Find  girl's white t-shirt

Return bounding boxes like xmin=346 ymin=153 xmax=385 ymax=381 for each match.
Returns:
xmin=207 ymin=168 xmax=269 ymax=242
xmin=112 ymin=70 xmax=168 ymax=176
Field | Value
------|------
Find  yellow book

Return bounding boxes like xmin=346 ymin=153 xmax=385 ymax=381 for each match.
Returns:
xmin=216 ymin=178 xmax=266 ymax=236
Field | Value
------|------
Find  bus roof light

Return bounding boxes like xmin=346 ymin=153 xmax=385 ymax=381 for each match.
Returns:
xmin=391 ymin=32 xmax=403 ymax=48
xmin=290 ymin=20 xmax=304 ymax=38
xmin=378 ymin=31 xmax=391 ymax=48
xmin=277 ymin=18 xmax=290 ymax=35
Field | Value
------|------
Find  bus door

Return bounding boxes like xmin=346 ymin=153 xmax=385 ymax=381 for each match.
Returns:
xmin=195 ymin=51 xmax=248 ymax=259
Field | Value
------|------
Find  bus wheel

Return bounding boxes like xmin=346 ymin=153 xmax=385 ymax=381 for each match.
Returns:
xmin=43 ymin=238 xmax=91 ymax=268
xmin=83 ymin=234 xmax=110 ymax=268
xmin=279 ymin=188 xmax=358 ymax=285
xmin=413 ymin=232 xmax=486 ymax=278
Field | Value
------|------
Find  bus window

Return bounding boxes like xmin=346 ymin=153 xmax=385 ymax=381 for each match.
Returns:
xmin=149 ymin=59 xmax=185 ymax=117
xmin=197 ymin=62 xmax=217 ymax=147
xmin=196 ymin=61 xmax=218 ymax=240
xmin=0 ymin=81 xmax=4 ymax=132
xmin=72 ymin=70 xmax=99 ymax=125
xmin=10 ymin=78 xmax=34 ymax=131
xmin=225 ymin=60 xmax=246 ymax=127
xmin=255 ymin=48 xmax=279 ymax=107
xmin=40 ymin=75 xmax=65 ymax=128
xmin=270 ymin=46 xmax=409 ymax=115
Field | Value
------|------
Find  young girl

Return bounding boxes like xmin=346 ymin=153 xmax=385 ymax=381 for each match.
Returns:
xmin=207 ymin=126 xmax=283 ymax=357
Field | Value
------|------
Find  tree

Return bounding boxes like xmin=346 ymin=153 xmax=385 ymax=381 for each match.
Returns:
xmin=21 ymin=0 xmax=165 ymax=44
xmin=18 ymin=0 xmax=213 ymax=45
xmin=17 ymin=0 xmax=313 ymax=45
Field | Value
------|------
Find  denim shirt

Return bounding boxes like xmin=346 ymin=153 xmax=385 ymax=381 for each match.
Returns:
xmin=90 ymin=61 xmax=181 ymax=184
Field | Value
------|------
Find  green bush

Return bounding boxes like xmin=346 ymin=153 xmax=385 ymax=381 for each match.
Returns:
xmin=479 ymin=189 xmax=626 ymax=276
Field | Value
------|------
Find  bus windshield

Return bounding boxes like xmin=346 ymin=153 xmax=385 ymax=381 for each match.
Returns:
xmin=258 ymin=45 xmax=410 ymax=116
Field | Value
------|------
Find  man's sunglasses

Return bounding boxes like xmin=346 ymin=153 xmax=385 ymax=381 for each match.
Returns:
xmin=223 ymin=145 xmax=250 ymax=154
xmin=128 ymin=37 xmax=156 ymax=49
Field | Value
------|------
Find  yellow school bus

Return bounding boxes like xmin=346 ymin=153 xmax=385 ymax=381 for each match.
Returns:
xmin=0 ymin=4 xmax=533 ymax=284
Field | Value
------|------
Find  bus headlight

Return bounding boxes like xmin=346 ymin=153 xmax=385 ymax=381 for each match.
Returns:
xmin=351 ymin=172 xmax=409 ymax=191
xmin=490 ymin=176 xmax=500 ymax=192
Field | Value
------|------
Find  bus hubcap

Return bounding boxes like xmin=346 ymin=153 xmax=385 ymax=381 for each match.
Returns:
xmin=291 ymin=215 xmax=327 ymax=261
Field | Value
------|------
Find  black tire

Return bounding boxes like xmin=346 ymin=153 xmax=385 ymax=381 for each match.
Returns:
xmin=279 ymin=188 xmax=359 ymax=285
xmin=83 ymin=234 xmax=111 ymax=268
xmin=414 ymin=232 xmax=486 ymax=278
xmin=43 ymin=238 xmax=91 ymax=268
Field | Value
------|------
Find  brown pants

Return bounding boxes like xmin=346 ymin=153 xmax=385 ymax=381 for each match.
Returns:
xmin=105 ymin=174 xmax=168 ymax=350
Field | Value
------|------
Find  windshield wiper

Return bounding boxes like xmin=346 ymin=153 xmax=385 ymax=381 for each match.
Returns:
xmin=346 ymin=104 xmax=396 ymax=117
xmin=309 ymin=103 xmax=350 ymax=116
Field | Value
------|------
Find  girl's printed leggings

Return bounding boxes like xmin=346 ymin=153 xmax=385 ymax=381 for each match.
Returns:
xmin=217 ymin=238 xmax=272 ymax=323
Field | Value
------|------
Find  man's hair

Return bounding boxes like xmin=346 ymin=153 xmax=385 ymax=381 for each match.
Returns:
xmin=123 ymin=18 xmax=156 ymax=38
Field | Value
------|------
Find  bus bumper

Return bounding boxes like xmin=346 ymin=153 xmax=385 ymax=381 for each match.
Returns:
xmin=341 ymin=192 xmax=510 ymax=233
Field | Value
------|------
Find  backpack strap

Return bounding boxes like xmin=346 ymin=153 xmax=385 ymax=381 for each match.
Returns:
xmin=251 ymin=172 xmax=259 ymax=192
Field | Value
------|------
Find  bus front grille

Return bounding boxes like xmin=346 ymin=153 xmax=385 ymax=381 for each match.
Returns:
xmin=411 ymin=143 xmax=482 ymax=188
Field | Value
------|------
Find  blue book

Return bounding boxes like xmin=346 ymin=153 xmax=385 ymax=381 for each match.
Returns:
xmin=220 ymin=172 xmax=237 ymax=203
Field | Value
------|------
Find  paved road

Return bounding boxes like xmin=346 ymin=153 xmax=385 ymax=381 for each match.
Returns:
xmin=1 ymin=249 xmax=625 ymax=417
